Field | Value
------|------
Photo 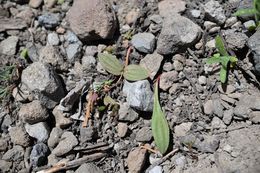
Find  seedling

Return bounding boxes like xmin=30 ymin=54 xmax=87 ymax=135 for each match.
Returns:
xmin=234 ymin=0 xmax=260 ymax=26
xmin=206 ymin=35 xmax=238 ymax=83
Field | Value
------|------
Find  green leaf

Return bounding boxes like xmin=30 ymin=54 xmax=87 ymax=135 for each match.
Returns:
xmin=103 ymin=95 xmax=118 ymax=106
xmin=98 ymin=53 xmax=124 ymax=76
xmin=220 ymin=56 xmax=230 ymax=69
xmin=57 ymin=0 xmax=64 ymax=4
xmin=233 ymin=8 xmax=256 ymax=16
xmin=123 ymin=64 xmax=149 ymax=81
xmin=151 ymin=80 xmax=170 ymax=155
xmin=20 ymin=48 xmax=28 ymax=60
xmin=206 ymin=54 xmax=221 ymax=64
xmin=220 ymin=66 xmax=227 ymax=83
xmin=215 ymin=35 xmax=228 ymax=56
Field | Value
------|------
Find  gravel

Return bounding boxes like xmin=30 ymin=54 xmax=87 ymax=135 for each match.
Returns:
xmin=25 ymin=122 xmax=50 ymax=142
xmin=131 ymin=32 xmax=156 ymax=53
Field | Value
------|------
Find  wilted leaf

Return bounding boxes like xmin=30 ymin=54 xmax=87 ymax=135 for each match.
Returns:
xmin=215 ymin=35 xmax=228 ymax=56
xmin=104 ymin=95 xmax=118 ymax=106
xmin=220 ymin=66 xmax=227 ymax=83
xmin=233 ymin=8 xmax=256 ymax=16
xmin=151 ymin=79 xmax=170 ymax=155
xmin=123 ymin=64 xmax=149 ymax=81
xmin=206 ymin=54 xmax=221 ymax=64
xmin=98 ymin=53 xmax=124 ymax=76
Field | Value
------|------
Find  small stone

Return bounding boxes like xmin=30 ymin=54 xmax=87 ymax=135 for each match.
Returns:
xmin=45 ymin=0 xmax=57 ymax=8
xmin=66 ymin=43 xmax=82 ymax=62
xmin=149 ymin=166 xmax=163 ymax=173
xmin=158 ymin=0 xmax=186 ymax=18
xmin=198 ymin=76 xmax=207 ymax=85
xmin=204 ymin=0 xmax=226 ymax=25
xmin=118 ymin=103 xmax=139 ymax=122
xmin=223 ymin=109 xmax=233 ymax=125
xmin=190 ymin=9 xmax=201 ymax=18
xmin=47 ymin=32 xmax=59 ymax=46
xmin=174 ymin=122 xmax=193 ymax=137
xmin=52 ymin=106 xmax=73 ymax=128
xmin=225 ymin=17 xmax=237 ymax=28
xmin=249 ymin=111 xmax=260 ymax=124
xmin=2 ymin=145 xmax=24 ymax=161
xmin=136 ymin=127 xmax=152 ymax=142
xmin=224 ymin=29 xmax=248 ymax=51
xmin=173 ymin=60 xmax=183 ymax=71
xmin=140 ymin=52 xmax=163 ymax=79
xmin=75 ymin=163 xmax=104 ymax=173
xmin=211 ymin=117 xmax=226 ymax=129
xmin=209 ymin=26 xmax=220 ymax=34
xmin=0 ymin=160 xmax=12 ymax=173
xmin=243 ymin=20 xmax=256 ymax=30
xmin=131 ymin=32 xmax=155 ymax=53
xmin=197 ymin=135 xmax=220 ymax=153
xmin=85 ymin=46 xmax=98 ymax=56
xmin=29 ymin=0 xmax=43 ymax=8
xmin=173 ymin=155 xmax=187 ymax=167
xmin=125 ymin=9 xmax=139 ymax=25
xmin=223 ymin=144 xmax=233 ymax=153
xmin=38 ymin=13 xmax=60 ymax=29
xmin=160 ymin=71 xmax=178 ymax=91
xmin=82 ymin=56 xmax=96 ymax=71
xmin=213 ymin=99 xmax=224 ymax=118
xmin=123 ymin=80 xmax=153 ymax=112
xmin=19 ymin=100 xmax=49 ymax=124
xmin=80 ymin=126 xmax=97 ymax=145
xmin=204 ymin=21 xmax=217 ymax=30
xmin=9 ymin=126 xmax=30 ymax=147
xmin=217 ymin=85 xmax=236 ymax=94
xmin=163 ymin=62 xmax=174 ymax=72
xmin=25 ymin=122 xmax=50 ymax=142
xmin=126 ymin=148 xmax=147 ymax=173
xmin=30 ymin=143 xmax=49 ymax=168
xmin=65 ymin=31 xmax=80 ymax=43
xmin=247 ymin=29 xmax=260 ymax=74
xmin=0 ymin=36 xmax=19 ymax=56
xmin=204 ymin=100 xmax=214 ymax=115
xmin=48 ymin=127 xmax=63 ymax=148
xmin=52 ymin=132 xmax=78 ymax=156
xmin=117 ymin=123 xmax=128 ymax=138
xmin=0 ymin=138 xmax=8 ymax=151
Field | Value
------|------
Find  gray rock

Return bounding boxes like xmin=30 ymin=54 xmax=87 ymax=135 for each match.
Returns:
xmin=224 ymin=29 xmax=248 ymax=51
xmin=204 ymin=100 xmax=214 ymax=115
xmin=47 ymin=127 xmax=63 ymax=148
xmin=47 ymin=32 xmax=59 ymax=46
xmin=136 ymin=127 xmax=152 ymax=142
xmin=196 ymin=135 xmax=220 ymax=153
xmin=80 ymin=126 xmax=97 ymax=145
xmin=159 ymin=71 xmax=178 ymax=91
xmin=67 ymin=0 xmax=116 ymax=41
xmin=127 ymin=147 xmax=147 ymax=173
xmin=38 ymin=13 xmax=60 ymax=29
xmin=198 ymin=76 xmax=207 ymax=85
xmin=75 ymin=163 xmax=104 ymax=173
xmin=140 ymin=52 xmax=163 ymax=79
xmin=149 ymin=15 xmax=163 ymax=33
xmin=225 ymin=17 xmax=238 ymax=28
xmin=123 ymin=80 xmax=153 ymax=112
xmin=117 ymin=123 xmax=128 ymax=138
xmin=9 ymin=126 xmax=30 ymax=147
xmin=82 ymin=56 xmax=96 ymax=71
xmin=190 ymin=9 xmax=201 ymax=18
xmin=0 ymin=36 xmax=19 ymax=56
xmin=158 ymin=0 xmax=186 ymax=18
xmin=212 ymin=99 xmax=224 ymax=118
xmin=52 ymin=106 xmax=73 ymax=128
xmin=0 ymin=160 xmax=12 ymax=173
xmin=118 ymin=103 xmax=139 ymax=122
xmin=19 ymin=100 xmax=49 ymax=124
xmin=66 ymin=43 xmax=82 ymax=62
xmin=0 ymin=17 xmax=27 ymax=32
xmin=0 ymin=138 xmax=8 ymax=151
xmin=131 ymin=32 xmax=155 ymax=53
xmin=39 ymin=45 xmax=66 ymax=71
xmin=65 ymin=31 xmax=80 ymax=44
xmin=30 ymin=143 xmax=49 ymax=168
xmin=204 ymin=0 xmax=226 ymax=25
xmin=85 ymin=46 xmax=98 ymax=56
xmin=29 ymin=0 xmax=43 ymax=8
xmin=211 ymin=117 xmax=226 ymax=129
xmin=249 ymin=111 xmax=260 ymax=124
xmin=173 ymin=155 xmax=187 ymax=167
xmin=243 ymin=20 xmax=256 ymax=30
xmin=247 ymin=29 xmax=260 ymax=74
xmin=25 ymin=122 xmax=50 ymax=142
xmin=223 ymin=109 xmax=234 ymax=125
xmin=149 ymin=166 xmax=163 ymax=173
xmin=52 ymin=132 xmax=78 ymax=156
xmin=174 ymin=122 xmax=193 ymax=137
xmin=157 ymin=15 xmax=202 ymax=55
xmin=2 ymin=145 xmax=24 ymax=161
xmin=21 ymin=62 xmax=65 ymax=109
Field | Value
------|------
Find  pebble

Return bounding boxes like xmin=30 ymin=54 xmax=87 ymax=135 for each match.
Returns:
xmin=174 ymin=122 xmax=193 ymax=137
xmin=247 ymin=29 xmax=260 ymax=74
xmin=157 ymin=14 xmax=202 ymax=55
xmin=224 ymin=29 xmax=248 ymax=51
xmin=25 ymin=122 xmax=50 ymax=142
xmin=85 ymin=46 xmax=98 ymax=56
xmin=223 ymin=144 xmax=233 ymax=153
xmin=243 ymin=20 xmax=256 ymax=30
xmin=80 ymin=126 xmax=97 ymax=145
xmin=198 ymin=76 xmax=207 ymax=85
xmin=0 ymin=138 xmax=8 ymax=151
xmin=212 ymin=99 xmax=224 ymax=118
xmin=47 ymin=32 xmax=60 ymax=46
xmin=117 ymin=123 xmax=128 ymax=138
xmin=211 ymin=117 xmax=226 ymax=129
xmin=30 ymin=143 xmax=49 ymax=168
xmin=125 ymin=9 xmax=139 ymax=25
xmin=123 ymin=80 xmax=154 ymax=112
xmin=9 ymin=126 xmax=30 ymax=147
xmin=190 ymin=9 xmax=201 ymax=18
xmin=38 ymin=13 xmax=60 ymax=29
xmin=19 ymin=100 xmax=49 ymax=124
xmin=118 ymin=103 xmax=139 ymax=122
xmin=45 ymin=0 xmax=57 ymax=8
xmin=66 ymin=43 xmax=82 ymax=62
xmin=197 ymin=135 xmax=220 ymax=153
xmin=173 ymin=60 xmax=183 ymax=71
xmin=75 ymin=163 xmax=104 ymax=173
xmin=136 ymin=127 xmax=152 ymax=142
xmin=126 ymin=148 xmax=147 ymax=173
xmin=163 ymin=62 xmax=174 ymax=72
xmin=223 ymin=109 xmax=234 ymax=125
xmin=0 ymin=160 xmax=12 ymax=173
xmin=52 ymin=132 xmax=78 ymax=156
xmin=218 ymin=85 xmax=236 ymax=94
xmin=29 ymin=0 xmax=43 ymax=8
xmin=149 ymin=166 xmax=163 ymax=173
xmin=131 ymin=32 xmax=156 ymax=53
xmin=0 ymin=36 xmax=19 ymax=55
xmin=140 ymin=52 xmax=164 ymax=79
xmin=159 ymin=71 xmax=178 ymax=91
xmin=203 ymin=0 xmax=226 ymax=25
xmin=81 ymin=56 xmax=96 ymax=71
xmin=2 ymin=145 xmax=24 ymax=161
xmin=158 ymin=0 xmax=186 ymax=18
xmin=224 ymin=17 xmax=237 ymax=28
xmin=65 ymin=31 xmax=80 ymax=44
xmin=249 ymin=111 xmax=260 ymax=124
xmin=47 ymin=127 xmax=63 ymax=148
xmin=204 ymin=100 xmax=214 ymax=115
xmin=52 ymin=106 xmax=73 ymax=128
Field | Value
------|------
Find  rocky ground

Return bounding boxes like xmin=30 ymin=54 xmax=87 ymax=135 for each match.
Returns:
xmin=1 ymin=0 xmax=260 ymax=172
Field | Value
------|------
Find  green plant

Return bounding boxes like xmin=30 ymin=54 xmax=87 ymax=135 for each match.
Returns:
xmin=234 ymin=0 xmax=260 ymax=25
xmin=0 ymin=65 xmax=15 ymax=102
xmin=98 ymin=53 xmax=149 ymax=81
xmin=206 ymin=35 xmax=238 ymax=83
xmin=151 ymin=78 xmax=170 ymax=155
xmin=20 ymin=48 xmax=29 ymax=60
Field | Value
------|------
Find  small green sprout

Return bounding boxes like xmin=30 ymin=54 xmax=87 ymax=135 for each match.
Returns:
xmin=20 ymin=48 xmax=29 ymax=60
xmin=206 ymin=35 xmax=238 ymax=83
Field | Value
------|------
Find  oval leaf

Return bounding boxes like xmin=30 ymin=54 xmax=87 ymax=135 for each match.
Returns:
xmin=215 ymin=35 xmax=228 ymax=56
xmin=233 ymin=8 xmax=256 ymax=16
xmin=98 ymin=53 xmax=124 ymax=76
xmin=123 ymin=64 xmax=149 ymax=81
xmin=152 ymin=80 xmax=170 ymax=155
xmin=220 ymin=66 xmax=227 ymax=83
